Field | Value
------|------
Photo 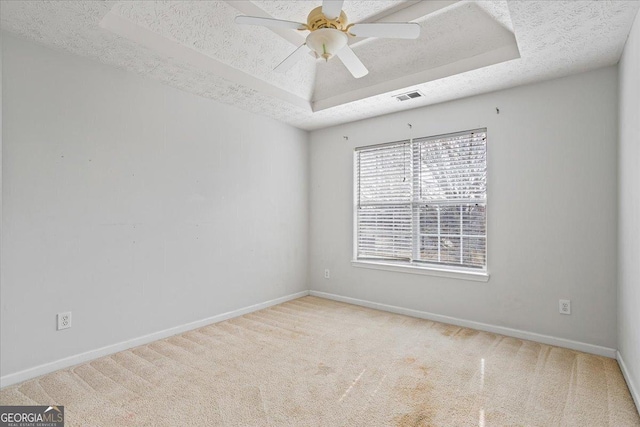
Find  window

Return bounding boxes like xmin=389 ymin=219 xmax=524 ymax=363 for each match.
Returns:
xmin=353 ymin=129 xmax=487 ymax=277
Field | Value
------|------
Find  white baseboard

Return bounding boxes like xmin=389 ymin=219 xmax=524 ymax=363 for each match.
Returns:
xmin=309 ymin=291 xmax=617 ymax=358
xmin=617 ymin=351 xmax=640 ymax=413
xmin=0 ymin=290 xmax=310 ymax=389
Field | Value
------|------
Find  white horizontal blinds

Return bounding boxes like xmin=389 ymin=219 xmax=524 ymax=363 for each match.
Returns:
xmin=355 ymin=129 xmax=486 ymax=270
xmin=415 ymin=130 xmax=487 ymax=269
xmin=356 ymin=141 xmax=412 ymax=260
xmin=416 ymin=131 xmax=487 ymax=203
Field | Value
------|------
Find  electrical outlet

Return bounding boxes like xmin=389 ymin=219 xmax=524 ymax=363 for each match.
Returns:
xmin=559 ymin=300 xmax=571 ymax=315
xmin=57 ymin=312 xmax=72 ymax=330
xmin=324 ymin=269 xmax=330 ymax=279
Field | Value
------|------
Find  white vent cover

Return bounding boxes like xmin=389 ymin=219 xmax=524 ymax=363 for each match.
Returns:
xmin=394 ymin=91 xmax=423 ymax=101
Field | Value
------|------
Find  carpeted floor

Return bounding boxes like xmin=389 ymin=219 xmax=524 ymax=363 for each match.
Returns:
xmin=1 ymin=296 xmax=638 ymax=426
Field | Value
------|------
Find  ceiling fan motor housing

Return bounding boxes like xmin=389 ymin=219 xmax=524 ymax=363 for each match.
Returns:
xmin=306 ymin=6 xmax=349 ymax=32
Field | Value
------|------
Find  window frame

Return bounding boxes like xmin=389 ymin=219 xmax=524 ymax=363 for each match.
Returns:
xmin=352 ymin=128 xmax=489 ymax=282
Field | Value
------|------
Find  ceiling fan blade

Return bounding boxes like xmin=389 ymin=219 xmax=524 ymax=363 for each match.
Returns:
xmin=274 ymin=44 xmax=310 ymax=73
xmin=336 ymin=46 xmax=368 ymax=79
xmin=235 ymin=15 xmax=307 ymax=31
xmin=322 ymin=0 xmax=345 ymax=20
xmin=349 ymin=22 xmax=421 ymax=39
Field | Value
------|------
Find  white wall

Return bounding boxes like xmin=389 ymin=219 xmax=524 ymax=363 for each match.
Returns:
xmin=309 ymin=66 xmax=618 ymax=350
xmin=0 ymin=34 xmax=3 ymax=370
xmin=0 ymin=34 xmax=309 ymax=378
xmin=618 ymin=7 xmax=640 ymax=408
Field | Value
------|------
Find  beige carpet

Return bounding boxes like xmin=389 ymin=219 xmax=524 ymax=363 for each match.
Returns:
xmin=1 ymin=296 xmax=638 ymax=426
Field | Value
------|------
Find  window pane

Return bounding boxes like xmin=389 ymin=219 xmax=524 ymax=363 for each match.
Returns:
xmin=357 ymin=204 xmax=412 ymax=260
xmin=462 ymin=204 xmax=486 ymax=236
xmin=439 ymin=236 xmax=461 ymax=264
xmin=420 ymin=236 xmax=439 ymax=262
xmin=463 ymin=237 xmax=486 ymax=267
xmin=419 ymin=206 xmax=438 ymax=234
xmin=440 ymin=206 xmax=461 ymax=236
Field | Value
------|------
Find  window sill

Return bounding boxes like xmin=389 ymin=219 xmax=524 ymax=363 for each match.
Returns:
xmin=350 ymin=260 xmax=490 ymax=282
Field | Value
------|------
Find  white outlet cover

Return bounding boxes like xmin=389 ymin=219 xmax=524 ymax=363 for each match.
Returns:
xmin=324 ymin=269 xmax=330 ymax=279
xmin=57 ymin=312 xmax=72 ymax=330
xmin=559 ymin=299 xmax=571 ymax=315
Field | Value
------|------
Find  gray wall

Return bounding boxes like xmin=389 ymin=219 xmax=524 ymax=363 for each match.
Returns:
xmin=0 ymin=34 xmax=309 ymax=376
xmin=618 ymin=7 xmax=640 ymax=406
xmin=309 ymin=66 xmax=619 ymax=349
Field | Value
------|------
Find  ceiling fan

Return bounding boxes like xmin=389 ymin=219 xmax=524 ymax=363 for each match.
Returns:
xmin=235 ymin=0 xmax=421 ymax=79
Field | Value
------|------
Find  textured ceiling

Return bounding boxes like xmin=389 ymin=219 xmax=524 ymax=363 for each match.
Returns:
xmin=257 ymin=1 xmax=405 ymax=24
xmin=1 ymin=1 xmax=639 ymax=131
xmin=111 ymin=1 xmax=316 ymax=101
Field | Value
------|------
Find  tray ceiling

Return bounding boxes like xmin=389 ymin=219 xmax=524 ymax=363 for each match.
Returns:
xmin=1 ymin=1 xmax=639 ymax=130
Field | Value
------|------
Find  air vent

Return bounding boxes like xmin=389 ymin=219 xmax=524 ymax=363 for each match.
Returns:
xmin=394 ymin=91 xmax=423 ymax=102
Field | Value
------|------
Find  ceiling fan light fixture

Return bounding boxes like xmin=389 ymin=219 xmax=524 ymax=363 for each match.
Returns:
xmin=306 ymin=28 xmax=348 ymax=61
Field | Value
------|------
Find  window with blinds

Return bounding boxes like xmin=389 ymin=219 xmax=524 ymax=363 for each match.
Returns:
xmin=354 ymin=129 xmax=487 ymax=271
